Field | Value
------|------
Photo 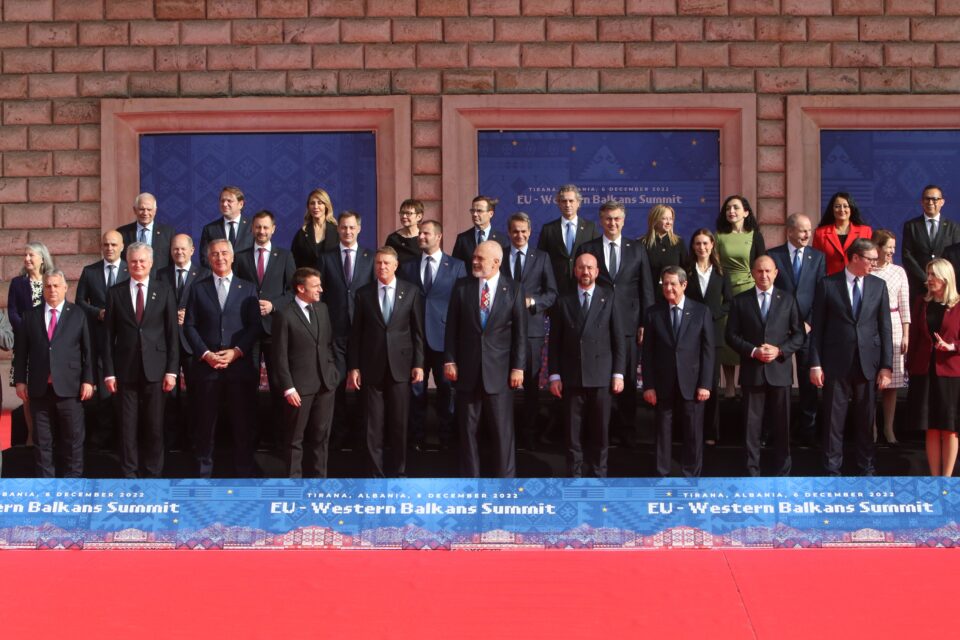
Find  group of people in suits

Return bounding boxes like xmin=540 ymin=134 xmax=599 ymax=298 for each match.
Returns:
xmin=9 ymin=181 xmax=960 ymax=480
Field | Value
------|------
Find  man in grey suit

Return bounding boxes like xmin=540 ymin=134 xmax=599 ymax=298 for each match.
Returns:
xmin=903 ymin=185 xmax=960 ymax=298
xmin=271 ymin=267 xmax=340 ymax=478
xmin=810 ymin=239 xmax=893 ymax=476
xmin=501 ymin=212 xmax=558 ymax=448
xmin=444 ymin=240 xmax=527 ymax=478
xmin=726 ymin=256 xmax=805 ymax=476
xmin=548 ymin=253 xmax=625 ymax=477
xmin=348 ymin=247 xmax=425 ymax=477
xmin=767 ymin=213 xmax=827 ymax=446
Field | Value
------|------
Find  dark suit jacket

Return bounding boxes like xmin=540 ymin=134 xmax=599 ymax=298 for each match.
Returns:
xmin=641 ymin=298 xmax=715 ymax=401
xmin=451 ymin=227 xmax=509 ymax=265
xmin=576 ymin=236 xmax=655 ymax=332
xmin=903 ymin=215 xmax=960 ymax=295
xmin=809 ymin=271 xmax=893 ymax=380
xmin=812 ymin=223 xmax=873 ymax=275
xmin=183 ymin=273 xmax=262 ymax=382
xmin=233 ymin=245 xmax=296 ymax=336
xmin=944 ymin=243 xmax=960 ymax=288
xmin=13 ymin=302 xmax=94 ymax=398
xmin=347 ymin=279 xmax=425 ymax=383
xmin=271 ymin=300 xmax=340 ymax=395
xmin=102 ymin=279 xmax=179 ymax=383
xmin=768 ymin=244 xmax=826 ymax=324
xmin=398 ymin=253 xmax=466 ymax=352
xmin=318 ymin=246 xmax=375 ymax=339
xmin=117 ymin=221 xmax=175 ymax=271
xmin=76 ymin=259 xmax=130 ymax=349
xmin=537 ymin=217 xmax=600 ymax=295
xmin=726 ymin=287 xmax=805 ymax=387
xmin=199 ymin=216 xmax=254 ymax=268
xmin=157 ymin=262 xmax=210 ymax=355
xmin=685 ymin=265 xmax=733 ymax=323
xmin=444 ymin=276 xmax=527 ymax=394
xmin=7 ymin=275 xmax=38 ymax=333
xmin=548 ymin=285 xmax=625 ymax=388
xmin=500 ymin=247 xmax=558 ymax=339
xmin=290 ymin=222 xmax=339 ymax=269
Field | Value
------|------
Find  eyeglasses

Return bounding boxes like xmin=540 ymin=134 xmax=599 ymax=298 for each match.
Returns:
xmin=857 ymin=254 xmax=879 ymax=263
xmin=469 ymin=208 xmax=488 ymax=214
xmin=923 ymin=197 xmax=943 ymax=202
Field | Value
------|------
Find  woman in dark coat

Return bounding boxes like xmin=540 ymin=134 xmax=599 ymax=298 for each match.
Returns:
xmin=641 ymin=204 xmax=688 ymax=302
xmin=291 ymin=188 xmax=339 ymax=269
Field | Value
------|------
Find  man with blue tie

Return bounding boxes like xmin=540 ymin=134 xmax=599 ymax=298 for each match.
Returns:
xmin=117 ymin=192 xmax=174 ymax=272
xmin=767 ymin=213 xmax=827 ymax=446
xmin=810 ymin=239 xmax=893 ymax=476
xmin=399 ymin=220 xmax=466 ymax=451
xmin=537 ymin=184 xmax=600 ymax=295
xmin=451 ymin=196 xmax=509 ymax=264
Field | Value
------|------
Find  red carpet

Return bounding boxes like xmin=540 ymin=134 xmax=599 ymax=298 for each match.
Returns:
xmin=0 ymin=549 xmax=951 ymax=638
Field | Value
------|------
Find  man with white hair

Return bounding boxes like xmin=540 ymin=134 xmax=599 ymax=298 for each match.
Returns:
xmin=117 ymin=192 xmax=175 ymax=272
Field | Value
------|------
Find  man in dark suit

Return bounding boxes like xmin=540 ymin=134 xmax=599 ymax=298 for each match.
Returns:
xmin=75 ymin=229 xmax=129 ymax=450
xmin=501 ymin=212 xmax=558 ymax=448
xmin=184 ymin=238 xmax=262 ymax=477
xmin=576 ymin=200 xmax=655 ymax=445
xmin=903 ymin=185 xmax=960 ymax=298
xmin=642 ymin=266 xmax=715 ymax=478
xmin=117 ymin=192 xmax=175 ymax=272
xmin=548 ymin=253 xmax=625 ymax=477
xmin=444 ymin=240 xmax=527 ymax=478
xmin=198 ymin=185 xmax=254 ymax=268
xmin=768 ymin=213 xmax=827 ymax=445
xmin=271 ymin=267 xmax=340 ymax=478
xmin=102 ymin=243 xmax=179 ymax=478
xmin=399 ymin=219 xmax=466 ymax=451
xmin=319 ymin=210 xmax=375 ymax=446
xmin=726 ymin=256 xmax=805 ymax=477
xmin=348 ymin=247 xmax=425 ymax=477
xmin=14 ymin=270 xmax=95 ymax=477
xmin=233 ymin=210 xmax=296 ymax=447
xmin=451 ymin=195 xmax=510 ymax=264
xmin=537 ymin=184 xmax=600 ymax=295
xmin=810 ymin=239 xmax=893 ymax=476
xmin=157 ymin=234 xmax=209 ymax=451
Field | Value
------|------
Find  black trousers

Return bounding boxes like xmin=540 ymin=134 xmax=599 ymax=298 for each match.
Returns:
xmin=794 ymin=334 xmax=819 ymax=437
xmin=117 ymin=364 xmax=166 ymax=479
xmin=654 ymin=380 xmax=704 ymax=478
xmin=283 ymin=386 xmax=335 ymax=478
xmin=31 ymin=387 xmax=85 ymax=478
xmin=616 ymin=339 xmax=638 ymax=437
xmin=192 ymin=373 xmax=258 ymax=478
xmin=363 ymin=371 xmax=411 ymax=478
xmin=822 ymin=365 xmax=876 ymax=476
xmin=517 ymin=336 xmax=546 ymax=438
xmin=410 ymin=347 xmax=456 ymax=445
xmin=742 ymin=384 xmax=791 ymax=477
xmin=457 ymin=385 xmax=515 ymax=478
xmin=564 ymin=385 xmax=611 ymax=478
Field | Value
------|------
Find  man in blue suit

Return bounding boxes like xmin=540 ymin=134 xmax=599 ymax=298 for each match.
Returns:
xmin=810 ymin=239 xmax=893 ymax=476
xmin=399 ymin=220 xmax=466 ymax=450
xmin=184 ymin=238 xmax=262 ymax=477
xmin=767 ymin=213 xmax=827 ymax=446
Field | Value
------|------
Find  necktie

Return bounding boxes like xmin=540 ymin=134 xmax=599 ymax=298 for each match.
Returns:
xmin=609 ymin=242 xmax=619 ymax=279
xmin=304 ymin=304 xmax=312 ymax=324
xmin=580 ymin=290 xmax=590 ymax=319
xmin=257 ymin=247 xmax=266 ymax=285
xmin=107 ymin=264 xmax=116 ymax=287
xmin=135 ymin=283 xmax=144 ymax=324
xmin=138 ymin=227 xmax=147 ymax=244
xmin=760 ymin=291 xmax=769 ymax=321
xmin=672 ymin=305 xmax=681 ymax=338
xmin=514 ymin=250 xmax=523 ymax=281
xmin=792 ymin=249 xmax=801 ymax=282
xmin=423 ymin=256 xmax=433 ymax=294
xmin=565 ymin=222 xmax=575 ymax=255
xmin=343 ymin=248 xmax=353 ymax=283
xmin=480 ymin=282 xmax=491 ymax=329
xmin=228 ymin=221 xmax=237 ymax=246
xmin=476 ymin=228 xmax=484 ymax=247
xmin=852 ymin=277 xmax=862 ymax=319
xmin=929 ymin=218 xmax=938 ymax=241
xmin=47 ymin=308 xmax=57 ymax=341
xmin=381 ymin=286 xmax=392 ymax=323
xmin=177 ymin=268 xmax=186 ymax=295
xmin=217 ymin=277 xmax=229 ymax=310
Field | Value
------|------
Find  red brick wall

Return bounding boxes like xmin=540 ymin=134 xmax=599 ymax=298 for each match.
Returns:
xmin=2 ymin=0 xmax=959 ymax=301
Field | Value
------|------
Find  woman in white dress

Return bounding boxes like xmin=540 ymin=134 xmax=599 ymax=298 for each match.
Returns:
xmin=871 ymin=229 xmax=911 ymax=445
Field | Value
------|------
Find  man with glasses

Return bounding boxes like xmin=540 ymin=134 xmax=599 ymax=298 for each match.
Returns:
xmin=903 ymin=185 xmax=960 ymax=298
xmin=452 ymin=196 xmax=509 ymax=265
xmin=809 ymin=239 xmax=893 ymax=476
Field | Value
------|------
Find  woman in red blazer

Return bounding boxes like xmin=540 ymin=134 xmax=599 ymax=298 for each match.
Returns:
xmin=812 ymin=192 xmax=873 ymax=275
xmin=906 ymin=258 xmax=960 ymax=476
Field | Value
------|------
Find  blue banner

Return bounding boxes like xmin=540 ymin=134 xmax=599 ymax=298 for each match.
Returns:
xmin=478 ymin=130 xmax=721 ymax=247
xmin=139 ymin=131 xmax=378 ymax=250
xmin=1 ymin=477 xmax=957 ymax=549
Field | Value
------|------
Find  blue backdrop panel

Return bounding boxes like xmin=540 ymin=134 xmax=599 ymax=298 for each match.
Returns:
xmin=478 ymin=130 xmax=721 ymax=247
xmin=139 ymin=131 xmax=378 ymax=251
xmin=821 ymin=130 xmax=960 ymax=256
xmin=1 ymin=477 xmax=957 ymax=550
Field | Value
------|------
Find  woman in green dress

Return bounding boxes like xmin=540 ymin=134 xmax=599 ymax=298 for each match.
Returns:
xmin=715 ymin=195 xmax=766 ymax=397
